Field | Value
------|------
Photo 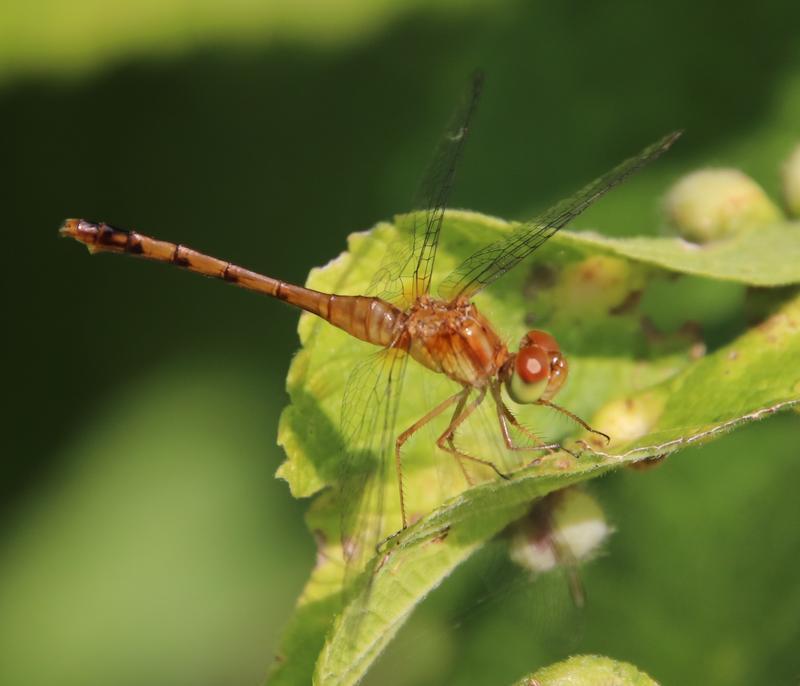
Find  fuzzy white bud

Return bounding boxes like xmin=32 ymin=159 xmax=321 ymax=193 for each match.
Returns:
xmin=508 ymin=488 xmax=612 ymax=574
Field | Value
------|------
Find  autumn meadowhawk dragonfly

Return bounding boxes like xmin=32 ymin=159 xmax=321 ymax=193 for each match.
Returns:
xmin=60 ymin=73 xmax=680 ymax=571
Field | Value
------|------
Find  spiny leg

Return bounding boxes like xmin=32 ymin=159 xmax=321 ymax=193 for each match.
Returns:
xmin=491 ymin=383 xmax=559 ymax=451
xmin=395 ymin=388 xmax=469 ymax=529
xmin=436 ymin=387 xmax=511 ymax=480
xmin=536 ymin=398 xmax=611 ymax=444
xmin=489 ymin=383 xmax=561 ymax=466
xmin=445 ymin=391 xmax=474 ymax=486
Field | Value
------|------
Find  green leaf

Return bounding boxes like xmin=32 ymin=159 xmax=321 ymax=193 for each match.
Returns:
xmin=511 ymin=654 xmax=660 ymax=686
xmin=270 ymin=210 xmax=800 ymax=686
xmin=558 ymin=222 xmax=800 ymax=286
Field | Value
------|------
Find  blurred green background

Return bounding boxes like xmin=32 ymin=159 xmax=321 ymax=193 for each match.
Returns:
xmin=2 ymin=1 xmax=799 ymax=685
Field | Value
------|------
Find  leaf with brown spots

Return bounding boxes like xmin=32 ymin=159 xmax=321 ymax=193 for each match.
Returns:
xmin=271 ymin=211 xmax=800 ymax=686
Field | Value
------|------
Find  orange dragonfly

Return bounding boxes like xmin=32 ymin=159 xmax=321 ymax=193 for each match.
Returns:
xmin=60 ymin=73 xmax=680 ymax=565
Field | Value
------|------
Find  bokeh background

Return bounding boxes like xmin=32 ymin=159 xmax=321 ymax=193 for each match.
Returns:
xmin=2 ymin=2 xmax=799 ymax=685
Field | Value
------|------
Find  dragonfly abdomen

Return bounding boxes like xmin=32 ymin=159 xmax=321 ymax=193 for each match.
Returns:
xmin=326 ymin=295 xmax=403 ymax=346
xmin=60 ymin=219 xmax=403 ymax=347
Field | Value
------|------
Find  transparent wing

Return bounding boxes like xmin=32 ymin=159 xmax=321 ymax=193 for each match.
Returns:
xmin=411 ymin=70 xmax=483 ymax=299
xmin=439 ymin=131 xmax=682 ymax=301
xmin=338 ymin=345 xmax=409 ymax=579
xmin=365 ymin=235 xmax=415 ymax=306
xmin=366 ymin=71 xmax=484 ymax=305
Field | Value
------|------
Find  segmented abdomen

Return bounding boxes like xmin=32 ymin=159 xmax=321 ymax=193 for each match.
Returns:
xmin=325 ymin=295 xmax=403 ymax=347
xmin=60 ymin=219 xmax=404 ymax=348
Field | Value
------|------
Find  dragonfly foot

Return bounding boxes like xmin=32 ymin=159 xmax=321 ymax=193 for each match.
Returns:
xmin=484 ymin=461 xmax=512 ymax=480
xmin=560 ymin=444 xmax=581 ymax=460
xmin=575 ymin=438 xmax=612 ymax=457
xmin=590 ymin=428 xmax=611 ymax=444
xmin=376 ymin=528 xmax=404 ymax=556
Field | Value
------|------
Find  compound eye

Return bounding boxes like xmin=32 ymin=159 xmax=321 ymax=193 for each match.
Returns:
xmin=523 ymin=329 xmax=561 ymax=355
xmin=506 ymin=346 xmax=551 ymax=404
xmin=516 ymin=346 xmax=550 ymax=383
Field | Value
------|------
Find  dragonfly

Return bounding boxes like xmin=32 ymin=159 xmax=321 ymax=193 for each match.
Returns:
xmin=60 ymin=72 xmax=680 ymax=569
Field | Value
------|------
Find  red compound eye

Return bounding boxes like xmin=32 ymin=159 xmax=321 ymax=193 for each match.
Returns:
xmin=523 ymin=329 xmax=561 ymax=355
xmin=515 ymin=345 xmax=551 ymax=384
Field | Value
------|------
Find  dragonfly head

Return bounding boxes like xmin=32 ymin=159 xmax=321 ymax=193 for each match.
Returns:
xmin=503 ymin=330 xmax=568 ymax=404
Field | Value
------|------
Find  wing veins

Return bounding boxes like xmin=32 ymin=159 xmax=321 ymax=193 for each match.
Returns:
xmin=339 ymin=346 xmax=409 ymax=578
xmin=439 ymin=131 xmax=682 ymax=300
xmin=412 ymin=70 xmax=484 ymax=298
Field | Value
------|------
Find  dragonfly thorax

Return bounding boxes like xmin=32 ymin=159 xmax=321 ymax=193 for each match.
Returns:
xmin=401 ymin=296 xmax=509 ymax=387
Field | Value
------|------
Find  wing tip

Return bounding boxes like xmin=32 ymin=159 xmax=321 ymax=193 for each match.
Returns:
xmin=659 ymin=129 xmax=684 ymax=152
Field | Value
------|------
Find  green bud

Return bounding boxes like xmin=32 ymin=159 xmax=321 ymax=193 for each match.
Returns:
xmin=782 ymin=143 xmax=800 ymax=217
xmin=587 ymin=391 xmax=666 ymax=450
xmin=516 ymin=654 xmax=659 ymax=686
xmin=557 ymin=255 xmax=645 ymax=317
xmin=664 ymin=168 xmax=781 ymax=242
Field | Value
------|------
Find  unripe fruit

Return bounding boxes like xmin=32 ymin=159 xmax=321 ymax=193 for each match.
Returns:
xmin=665 ymin=168 xmax=780 ymax=242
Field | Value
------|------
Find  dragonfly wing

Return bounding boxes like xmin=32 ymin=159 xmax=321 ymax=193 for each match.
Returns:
xmin=411 ymin=70 xmax=484 ymax=299
xmin=366 ymin=72 xmax=484 ymax=305
xmin=338 ymin=345 xmax=409 ymax=580
xmin=438 ymin=131 xmax=682 ymax=301
xmin=365 ymin=236 xmax=415 ymax=305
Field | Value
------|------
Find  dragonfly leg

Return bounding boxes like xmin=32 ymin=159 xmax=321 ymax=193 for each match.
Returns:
xmin=444 ymin=391 xmax=474 ymax=487
xmin=436 ymin=387 xmax=511 ymax=480
xmin=395 ymin=388 xmax=468 ymax=529
xmin=489 ymin=383 xmax=561 ymax=466
xmin=536 ymin=398 xmax=611 ymax=444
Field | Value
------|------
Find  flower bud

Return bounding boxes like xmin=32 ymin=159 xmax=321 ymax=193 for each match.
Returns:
xmin=518 ymin=655 xmax=659 ymax=686
xmin=508 ymin=488 xmax=611 ymax=575
xmin=586 ymin=391 xmax=666 ymax=451
xmin=664 ymin=168 xmax=781 ymax=242
xmin=558 ymin=255 xmax=644 ymax=317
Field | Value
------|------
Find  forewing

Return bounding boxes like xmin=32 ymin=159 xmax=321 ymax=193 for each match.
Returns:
xmin=439 ymin=131 xmax=682 ymax=301
xmin=365 ymin=234 xmax=415 ymax=306
xmin=411 ymin=70 xmax=484 ymax=299
xmin=338 ymin=346 xmax=409 ymax=580
xmin=366 ymin=72 xmax=484 ymax=305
